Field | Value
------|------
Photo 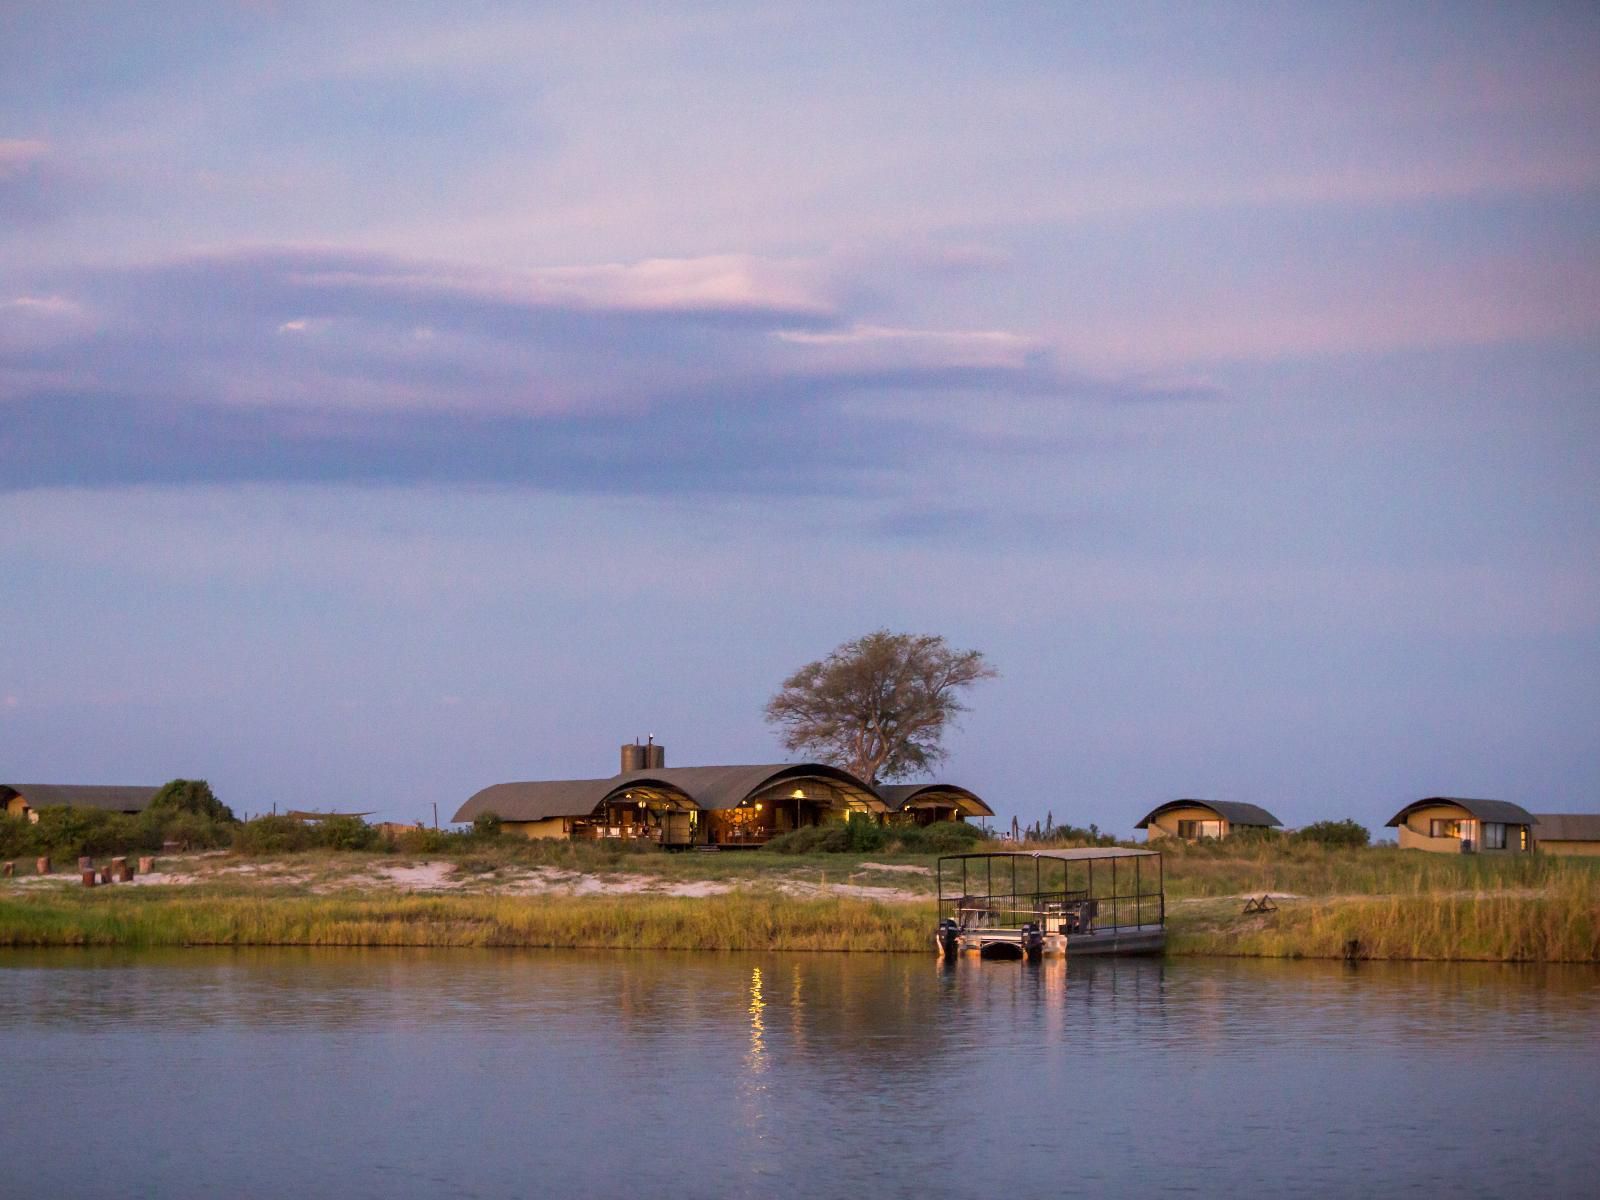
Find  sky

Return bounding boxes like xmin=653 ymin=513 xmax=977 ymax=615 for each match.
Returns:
xmin=2 ymin=2 xmax=1597 ymax=837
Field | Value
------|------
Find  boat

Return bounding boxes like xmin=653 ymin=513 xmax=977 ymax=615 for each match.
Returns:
xmin=934 ymin=847 xmax=1166 ymax=960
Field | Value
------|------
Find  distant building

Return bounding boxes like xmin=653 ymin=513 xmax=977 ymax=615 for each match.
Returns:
xmin=453 ymin=744 xmax=992 ymax=847
xmin=1531 ymin=813 xmax=1600 ymax=857
xmin=1135 ymin=799 xmax=1282 ymax=842
xmin=1386 ymin=797 xmax=1536 ymax=854
xmin=1 ymin=783 xmax=160 ymax=824
xmin=877 ymin=784 xmax=993 ymax=826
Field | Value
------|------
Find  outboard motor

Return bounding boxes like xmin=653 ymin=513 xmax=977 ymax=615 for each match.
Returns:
xmin=1020 ymin=922 xmax=1044 ymax=963
xmin=935 ymin=918 xmax=961 ymax=958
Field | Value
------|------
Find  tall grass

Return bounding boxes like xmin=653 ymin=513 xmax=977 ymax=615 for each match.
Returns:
xmin=1156 ymin=838 xmax=1584 ymax=900
xmin=0 ymin=891 xmax=935 ymax=952
xmin=5 ymin=840 xmax=1596 ymax=961
xmin=1168 ymin=869 xmax=1600 ymax=962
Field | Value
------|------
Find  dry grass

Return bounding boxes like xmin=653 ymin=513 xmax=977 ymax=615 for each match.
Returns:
xmin=0 ymin=889 xmax=934 ymax=952
xmin=5 ymin=840 xmax=1595 ymax=961
xmin=1167 ymin=865 xmax=1600 ymax=962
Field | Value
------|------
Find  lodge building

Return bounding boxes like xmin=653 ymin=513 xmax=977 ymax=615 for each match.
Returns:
xmin=1 ymin=784 xmax=159 ymax=823
xmin=1134 ymin=799 xmax=1283 ymax=842
xmin=1385 ymin=797 xmax=1538 ymax=855
xmin=452 ymin=744 xmax=993 ymax=847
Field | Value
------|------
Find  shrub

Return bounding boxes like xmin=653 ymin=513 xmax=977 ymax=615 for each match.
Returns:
xmin=232 ymin=815 xmax=315 ymax=855
xmin=845 ymin=812 xmax=885 ymax=853
xmin=392 ymin=827 xmax=456 ymax=855
xmin=1294 ymin=819 xmax=1371 ymax=848
xmin=764 ymin=824 xmax=852 ymax=854
xmin=147 ymin=810 xmax=234 ymax=850
xmin=148 ymin=779 xmax=236 ymax=823
xmin=891 ymin=821 xmax=989 ymax=854
xmin=765 ymin=817 xmax=989 ymax=855
xmin=316 ymin=814 xmax=379 ymax=852
xmin=471 ymin=812 xmax=504 ymax=840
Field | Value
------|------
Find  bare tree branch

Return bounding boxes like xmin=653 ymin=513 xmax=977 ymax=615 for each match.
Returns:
xmin=764 ymin=630 xmax=998 ymax=783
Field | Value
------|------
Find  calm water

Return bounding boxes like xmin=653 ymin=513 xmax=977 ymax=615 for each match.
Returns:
xmin=1 ymin=949 xmax=1597 ymax=1199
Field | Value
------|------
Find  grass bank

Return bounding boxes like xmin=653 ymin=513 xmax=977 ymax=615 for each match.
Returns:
xmin=3 ymin=842 xmax=1597 ymax=962
xmin=0 ymin=889 xmax=932 ymax=952
xmin=1167 ymin=872 xmax=1600 ymax=962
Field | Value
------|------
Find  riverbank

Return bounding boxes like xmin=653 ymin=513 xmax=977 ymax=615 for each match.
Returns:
xmin=2 ymin=844 xmax=1596 ymax=960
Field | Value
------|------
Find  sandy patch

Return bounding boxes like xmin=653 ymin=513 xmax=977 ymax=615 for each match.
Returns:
xmin=777 ymin=879 xmax=925 ymax=903
xmin=854 ymin=862 xmax=931 ymax=875
xmin=372 ymin=862 xmax=462 ymax=891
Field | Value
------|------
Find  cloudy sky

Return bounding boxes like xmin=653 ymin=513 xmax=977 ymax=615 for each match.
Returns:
xmin=3 ymin=2 xmax=1597 ymax=834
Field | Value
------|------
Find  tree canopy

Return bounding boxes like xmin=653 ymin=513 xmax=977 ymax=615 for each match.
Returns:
xmin=764 ymin=630 xmax=997 ymax=784
xmin=148 ymin=778 xmax=236 ymax=823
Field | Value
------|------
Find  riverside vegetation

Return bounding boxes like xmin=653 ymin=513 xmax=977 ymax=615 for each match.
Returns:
xmin=2 ymin=817 xmax=1596 ymax=961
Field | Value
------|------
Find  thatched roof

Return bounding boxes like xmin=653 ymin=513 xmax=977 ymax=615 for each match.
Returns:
xmin=1135 ymin=799 xmax=1283 ymax=829
xmin=876 ymin=783 xmax=994 ymax=817
xmin=1 ymin=784 xmax=160 ymax=813
xmin=1384 ymin=797 xmax=1537 ymax=828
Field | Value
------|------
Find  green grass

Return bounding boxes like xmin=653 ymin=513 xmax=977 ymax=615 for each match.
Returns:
xmin=4 ymin=841 xmax=1597 ymax=961
xmin=0 ymin=889 xmax=934 ymax=952
xmin=1161 ymin=844 xmax=1600 ymax=962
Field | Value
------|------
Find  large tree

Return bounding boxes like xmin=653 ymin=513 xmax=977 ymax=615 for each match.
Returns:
xmin=764 ymin=630 xmax=998 ymax=783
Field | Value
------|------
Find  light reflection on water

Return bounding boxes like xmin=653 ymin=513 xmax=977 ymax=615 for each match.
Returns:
xmin=1 ymin=949 xmax=1596 ymax=1199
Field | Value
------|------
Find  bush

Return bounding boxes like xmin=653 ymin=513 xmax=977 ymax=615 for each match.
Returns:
xmin=148 ymin=779 xmax=235 ymax=823
xmin=316 ymin=815 xmax=379 ymax=852
xmin=232 ymin=813 xmax=383 ymax=854
xmin=765 ymin=817 xmax=990 ymax=855
xmin=764 ymin=824 xmax=852 ymax=854
xmin=1294 ymin=819 xmax=1371 ymax=848
xmin=890 ymin=821 xmax=989 ymax=854
xmin=146 ymin=809 xmax=234 ymax=851
xmin=392 ymin=827 xmax=457 ymax=855
xmin=471 ymin=812 xmax=504 ymax=840
xmin=231 ymin=815 xmax=315 ymax=855
xmin=845 ymin=812 xmax=885 ymax=853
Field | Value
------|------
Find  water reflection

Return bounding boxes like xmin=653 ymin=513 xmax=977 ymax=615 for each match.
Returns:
xmin=0 ymin=949 xmax=1596 ymax=1200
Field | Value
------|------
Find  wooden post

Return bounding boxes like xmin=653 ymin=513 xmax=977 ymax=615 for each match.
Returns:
xmin=35 ymin=856 xmax=50 ymax=875
xmin=138 ymin=856 xmax=155 ymax=874
xmin=112 ymin=857 xmax=131 ymax=882
xmin=99 ymin=867 xmax=112 ymax=885
xmin=82 ymin=869 xmax=97 ymax=887
xmin=2 ymin=861 xmax=13 ymax=877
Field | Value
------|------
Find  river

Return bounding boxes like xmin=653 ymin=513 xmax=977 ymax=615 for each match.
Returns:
xmin=2 ymin=949 xmax=1596 ymax=1198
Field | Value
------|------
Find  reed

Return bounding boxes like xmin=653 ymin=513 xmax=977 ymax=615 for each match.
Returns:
xmin=1168 ymin=869 xmax=1600 ymax=962
xmin=0 ymin=890 xmax=936 ymax=952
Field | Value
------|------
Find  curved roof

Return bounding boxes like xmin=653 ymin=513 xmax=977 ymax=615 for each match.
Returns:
xmin=1134 ymin=799 xmax=1282 ymax=829
xmin=876 ymin=784 xmax=994 ymax=817
xmin=609 ymin=764 xmax=880 ymax=812
xmin=1385 ymin=797 xmax=1537 ymax=828
xmin=453 ymin=762 xmax=883 ymax=824
xmin=1 ymin=784 xmax=160 ymax=813
xmin=453 ymin=778 xmax=617 ymax=824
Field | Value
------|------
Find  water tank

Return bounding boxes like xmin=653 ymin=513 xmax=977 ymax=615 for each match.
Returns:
xmin=644 ymin=742 xmax=665 ymax=770
xmin=620 ymin=744 xmax=648 ymax=774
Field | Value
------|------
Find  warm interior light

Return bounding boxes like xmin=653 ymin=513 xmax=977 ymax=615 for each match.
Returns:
xmin=791 ymin=788 xmax=805 ymax=799
xmin=754 ymin=803 xmax=763 ymax=812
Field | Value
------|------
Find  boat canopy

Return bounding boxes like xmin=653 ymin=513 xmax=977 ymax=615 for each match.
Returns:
xmin=937 ymin=847 xmax=1159 ymax=863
